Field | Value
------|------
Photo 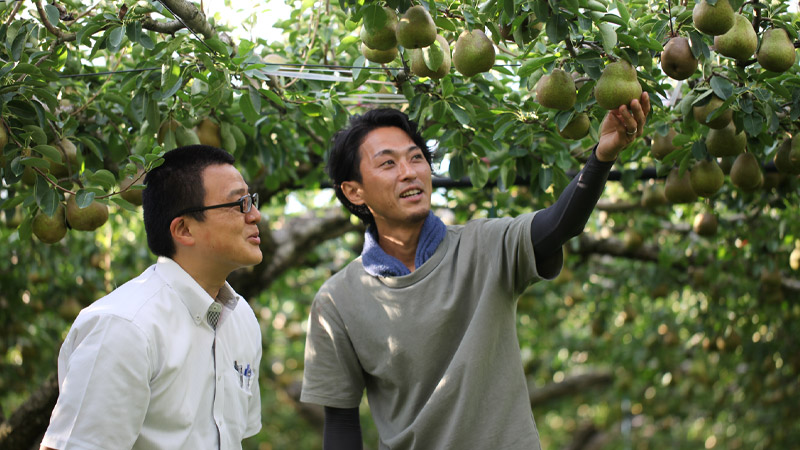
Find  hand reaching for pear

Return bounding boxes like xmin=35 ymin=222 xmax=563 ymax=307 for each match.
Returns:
xmin=596 ymin=92 xmax=650 ymax=162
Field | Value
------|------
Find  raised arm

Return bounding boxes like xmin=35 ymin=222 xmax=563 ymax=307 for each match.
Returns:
xmin=531 ymin=93 xmax=650 ymax=278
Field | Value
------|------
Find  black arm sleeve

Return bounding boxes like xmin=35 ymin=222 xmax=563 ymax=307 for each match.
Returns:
xmin=323 ymin=406 xmax=363 ymax=450
xmin=531 ymin=147 xmax=614 ymax=278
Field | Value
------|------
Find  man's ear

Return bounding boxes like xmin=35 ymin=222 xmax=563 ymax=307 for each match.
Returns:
xmin=170 ymin=216 xmax=196 ymax=248
xmin=340 ymin=181 xmax=365 ymax=206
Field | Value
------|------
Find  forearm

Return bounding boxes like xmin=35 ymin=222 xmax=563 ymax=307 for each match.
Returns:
xmin=323 ymin=406 xmax=363 ymax=450
xmin=531 ymin=147 xmax=614 ymax=276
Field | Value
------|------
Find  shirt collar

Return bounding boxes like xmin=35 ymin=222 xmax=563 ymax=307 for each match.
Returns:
xmin=154 ymin=257 xmax=240 ymax=325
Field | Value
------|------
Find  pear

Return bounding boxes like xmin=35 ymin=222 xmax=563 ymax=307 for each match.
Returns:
xmin=693 ymin=95 xmax=732 ymax=129
xmin=714 ymin=14 xmax=758 ymax=61
xmin=773 ymin=138 xmax=800 ymax=175
xmin=706 ymin=122 xmax=745 ymax=157
xmin=664 ymin=167 xmax=698 ymax=203
xmin=396 ymin=5 xmax=436 ymax=49
xmin=690 ymin=159 xmax=725 ymax=197
xmin=757 ymin=28 xmax=796 ymax=73
xmin=730 ymin=152 xmax=763 ymax=191
xmin=692 ymin=0 xmax=734 ymax=36
xmin=32 ymin=204 xmax=67 ymax=244
xmin=157 ymin=119 xmax=180 ymax=145
xmin=558 ymin=113 xmax=591 ymax=140
xmin=362 ymin=43 xmax=399 ymax=64
xmin=693 ymin=212 xmax=718 ymax=237
xmin=119 ymin=170 xmax=145 ymax=206
xmin=453 ymin=29 xmax=496 ymax=77
xmin=641 ymin=182 xmax=667 ymax=207
xmin=650 ymin=129 xmax=678 ymax=160
xmin=0 ymin=122 xmax=8 ymax=151
xmin=535 ymin=69 xmax=576 ymax=110
xmin=360 ymin=6 xmax=398 ymax=51
xmin=410 ymin=35 xmax=450 ymax=79
xmin=48 ymin=138 xmax=79 ymax=178
xmin=593 ymin=60 xmax=642 ymax=110
xmin=66 ymin=194 xmax=109 ymax=231
xmin=195 ymin=118 xmax=222 ymax=148
xmin=661 ymin=37 xmax=698 ymax=80
xmin=790 ymin=134 xmax=800 ymax=168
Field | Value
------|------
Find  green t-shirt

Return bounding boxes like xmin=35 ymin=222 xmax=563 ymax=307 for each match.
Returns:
xmin=301 ymin=212 xmax=548 ymax=450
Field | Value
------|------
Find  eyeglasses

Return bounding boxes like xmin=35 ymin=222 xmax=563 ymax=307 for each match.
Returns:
xmin=174 ymin=192 xmax=258 ymax=218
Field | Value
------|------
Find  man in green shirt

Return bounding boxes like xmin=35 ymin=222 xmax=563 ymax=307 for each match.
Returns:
xmin=301 ymin=94 xmax=650 ymax=449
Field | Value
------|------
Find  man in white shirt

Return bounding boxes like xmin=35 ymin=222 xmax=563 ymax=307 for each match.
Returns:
xmin=41 ymin=145 xmax=264 ymax=450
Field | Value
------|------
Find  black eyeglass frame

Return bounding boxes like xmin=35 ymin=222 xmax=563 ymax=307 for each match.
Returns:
xmin=174 ymin=192 xmax=258 ymax=218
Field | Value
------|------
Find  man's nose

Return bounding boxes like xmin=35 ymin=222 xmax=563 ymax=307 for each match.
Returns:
xmin=246 ymin=206 xmax=261 ymax=223
xmin=398 ymin=159 xmax=417 ymax=180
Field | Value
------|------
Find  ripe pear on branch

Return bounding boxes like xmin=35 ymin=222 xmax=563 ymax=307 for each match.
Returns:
xmin=706 ymin=122 xmax=745 ymax=157
xmin=660 ymin=36 xmax=697 ymax=80
xmin=730 ymin=152 xmax=763 ymax=191
xmin=535 ymin=68 xmax=576 ymax=111
xmin=195 ymin=118 xmax=222 ymax=148
xmin=714 ymin=13 xmax=757 ymax=62
xmin=692 ymin=0 xmax=734 ymax=36
xmin=593 ymin=60 xmax=642 ymax=110
xmin=453 ymin=29 xmax=495 ymax=77
xmin=66 ymin=194 xmax=109 ymax=231
xmin=558 ymin=113 xmax=591 ymax=140
xmin=693 ymin=211 xmax=718 ymax=237
xmin=360 ymin=6 xmax=398 ymax=51
xmin=664 ymin=167 xmax=698 ymax=204
xmin=773 ymin=138 xmax=800 ymax=175
xmin=396 ymin=5 xmax=436 ymax=49
xmin=693 ymin=94 xmax=732 ymax=129
xmin=650 ymin=129 xmax=677 ymax=161
xmin=690 ymin=159 xmax=725 ymax=197
xmin=757 ymin=28 xmax=796 ymax=73
xmin=32 ymin=204 xmax=67 ymax=244
xmin=410 ymin=35 xmax=450 ymax=79
xmin=362 ymin=43 xmax=399 ymax=64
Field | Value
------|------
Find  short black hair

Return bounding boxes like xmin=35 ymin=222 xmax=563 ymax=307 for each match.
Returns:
xmin=327 ymin=108 xmax=432 ymax=225
xmin=143 ymin=145 xmax=236 ymax=258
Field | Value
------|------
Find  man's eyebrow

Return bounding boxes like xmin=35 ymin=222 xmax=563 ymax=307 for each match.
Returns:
xmin=372 ymin=145 xmax=421 ymax=159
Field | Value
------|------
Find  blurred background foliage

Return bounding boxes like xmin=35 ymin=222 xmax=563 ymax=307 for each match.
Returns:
xmin=1 ymin=0 xmax=800 ymax=449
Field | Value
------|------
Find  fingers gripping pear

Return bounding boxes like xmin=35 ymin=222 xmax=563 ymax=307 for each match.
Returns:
xmin=594 ymin=60 xmax=642 ymax=110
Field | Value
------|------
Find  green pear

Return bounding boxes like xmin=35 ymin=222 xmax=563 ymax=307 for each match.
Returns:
xmin=361 ymin=43 xmax=398 ymax=64
xmin=66 ymin=194 xmax=109 ymax=231
xmin=661 ymin=37 xmax=698 ymax=80
xmin=693 ymin=212 xmax=718 ymax=237
xmin=650 ymin=129 xmax=677 ymax=160
xmin=48 ymin=137 xmax=80 ymax=178
xmin=395 ymin=5 xmax=436 ymax=49
xmin=558 ymin=113 xmax=591 ymax=140
xmin=706 ymin=122 xmax=745 ymax=157
xmin=690 ymin=159 xmax=725 ymax=197
xmin=773 ymin=138 xmax=800 ymax=175
xmin=119 ymin=170 xmax=145 ymax=206
xmin=693 ymin=95 xmax=732 ymax=129
xmin=360 ymin=6 xmax=398 ymax=51
xmin=593 ymin=60 xmax=642 ymax=110
xmin=790 ymin=134 xmax=800 ymax=168
xmin=714 ymin=14 xmax=758 ymax=61
xmin=453 ymin=29 xmax=496 ymax=77
xmin=664 ymin=167 xmax=698 ymax=203
xmin=641 ymin=182 xmax=667 ymax=208
xmin=535 ymin=69 xmax=577 ymax=110
xmin=757 ymin=28 xmax=796 ymax=73
xmin=410 ymin=35 xmax=450 ymax=79
xmin=730 ymin=152 xmax=763 ymax=191
xmin=692 ymin=0 xmax=734 ymax=36
xmin=32 ymin=204 xmax=67 ymax=244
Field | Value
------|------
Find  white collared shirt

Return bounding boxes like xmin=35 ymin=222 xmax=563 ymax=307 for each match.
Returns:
xmin=42 ymin=257 xmax=262 ymax=450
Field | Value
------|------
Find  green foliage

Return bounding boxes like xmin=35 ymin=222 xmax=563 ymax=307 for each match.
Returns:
xmin=1 ymin=0 xmax=800 ymax=448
